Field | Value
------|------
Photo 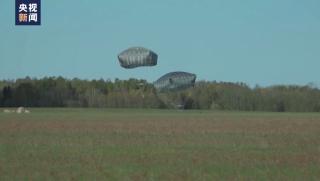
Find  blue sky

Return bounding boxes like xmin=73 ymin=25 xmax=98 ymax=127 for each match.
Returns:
xmin=0 ymin=0 xmax=319 ymax=86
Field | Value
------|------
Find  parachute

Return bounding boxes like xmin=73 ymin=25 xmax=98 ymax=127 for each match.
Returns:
xmin=153 ymin=71 xmax=196 ymax=92
xmin=116 ymin=46 xmax=196 ymax=109
xmin=118 ymin=47 xmax=158 ymax=69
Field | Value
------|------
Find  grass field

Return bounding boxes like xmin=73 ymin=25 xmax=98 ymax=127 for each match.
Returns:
xmin=0 ymin=108 xmax=320 ymax=180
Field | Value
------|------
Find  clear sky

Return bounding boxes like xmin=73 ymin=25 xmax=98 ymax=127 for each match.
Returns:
xmin=1 ymin=0 xmax=319 ymax=86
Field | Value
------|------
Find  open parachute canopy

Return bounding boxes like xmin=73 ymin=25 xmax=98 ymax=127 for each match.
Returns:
xmin=118 ymin=47 xmax=158 ymax=69
xmin=154 ymin=71 xmax=197 ymax=92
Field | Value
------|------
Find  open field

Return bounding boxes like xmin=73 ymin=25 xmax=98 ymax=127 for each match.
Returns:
xmin=0 ymin=108 xmax=320 ymax=180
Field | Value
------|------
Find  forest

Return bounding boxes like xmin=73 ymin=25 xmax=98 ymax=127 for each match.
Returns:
xmin=1 ymin=77 xmax=320 ymax=112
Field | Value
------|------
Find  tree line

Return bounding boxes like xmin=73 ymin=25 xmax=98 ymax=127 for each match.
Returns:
xmin=1 ymin=77 xmax=319 ymax=112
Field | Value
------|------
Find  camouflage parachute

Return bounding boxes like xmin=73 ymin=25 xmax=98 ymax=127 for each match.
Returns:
xmin=118 ymin=47 xmax=158 ymax=69
xmin=153 ymin=71 xmax=196 ymax=92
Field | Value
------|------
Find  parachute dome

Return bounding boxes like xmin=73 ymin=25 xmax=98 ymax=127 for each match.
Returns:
xmin=154 ymin=71 xmax=196 ymax=91
xmin=118 ymin=47 xmax=158 ymax=69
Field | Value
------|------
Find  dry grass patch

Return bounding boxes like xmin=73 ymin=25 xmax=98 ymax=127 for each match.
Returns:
xmin=0 ymin=108 xmax=320 ymax=180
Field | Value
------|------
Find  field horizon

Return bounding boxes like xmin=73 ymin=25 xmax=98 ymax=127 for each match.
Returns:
xmin=1 ymin=108 xmax=320 ymax=180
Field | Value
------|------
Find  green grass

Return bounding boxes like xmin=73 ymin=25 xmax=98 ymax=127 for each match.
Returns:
xmin=0 ymin=108 xmax=320 ymax=180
